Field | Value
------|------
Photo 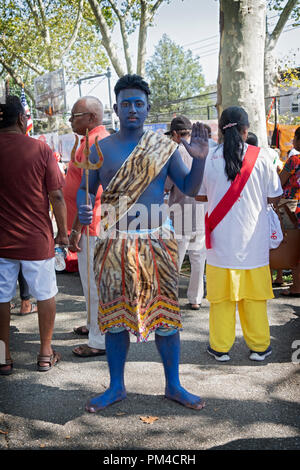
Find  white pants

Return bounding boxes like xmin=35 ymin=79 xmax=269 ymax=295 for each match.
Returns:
xmin=77 ymin=234 xmax=105 ymax=349
xmin=177 ymin=231 xmax=206 ymax=305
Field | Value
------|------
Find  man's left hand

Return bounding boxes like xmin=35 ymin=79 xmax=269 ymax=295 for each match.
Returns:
xmin=181 ymin=122 xmax=209 ymax=160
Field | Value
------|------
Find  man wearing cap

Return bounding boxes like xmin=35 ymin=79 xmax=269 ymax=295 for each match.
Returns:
xmin=165 ymin=115 xmax=206 ymax=310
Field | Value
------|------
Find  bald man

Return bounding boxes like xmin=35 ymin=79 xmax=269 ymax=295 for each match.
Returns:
xmin=64 ymin=96 xmax=109 ymax=357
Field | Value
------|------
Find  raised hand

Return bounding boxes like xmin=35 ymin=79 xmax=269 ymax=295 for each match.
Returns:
xmin=181 ymin=122 xmax=209 ymax=159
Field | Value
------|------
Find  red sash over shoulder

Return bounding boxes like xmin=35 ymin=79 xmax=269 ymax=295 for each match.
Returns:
xmin=205 ymin=144 xmax=260 ymax=249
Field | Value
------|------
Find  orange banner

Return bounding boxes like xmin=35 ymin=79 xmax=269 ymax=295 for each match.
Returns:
xmin=266 ymin=122 xmax=297 ymax=161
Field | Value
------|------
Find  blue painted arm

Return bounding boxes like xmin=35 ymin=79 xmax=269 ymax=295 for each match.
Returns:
xmin=167 ymin=150 xmax=206 ymax=196
xmin=167 ymin=123 xmax=208 ymax=196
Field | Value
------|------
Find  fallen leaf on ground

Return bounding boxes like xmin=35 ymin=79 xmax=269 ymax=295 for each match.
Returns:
xmin=65 ymin=435 xmax=71 ymax=439
xmin=140 ymin=416 xmax=159 ymax=424
xmin=116 ymin=412 xmax=126 ymax=416
xmin=0 ymin=430 xmax=8 ymax=435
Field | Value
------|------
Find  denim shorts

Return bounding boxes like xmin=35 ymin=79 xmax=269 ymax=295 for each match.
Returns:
xmin=0 ymin=257 xmax=58 ymax=302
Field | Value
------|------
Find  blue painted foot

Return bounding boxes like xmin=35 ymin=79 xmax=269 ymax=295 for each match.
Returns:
xmin=86 ymin=329 xmax=129 ymax=413
xmin=86 ymin=388 xmax=127 ymax=413
xmin=165 ymin=384 xmax=205 ymax=410
xmin=155 ymin=331 xmax=205 ymax=410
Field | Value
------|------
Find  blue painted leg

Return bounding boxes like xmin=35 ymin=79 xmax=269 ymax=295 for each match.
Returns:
xmin=86 ymin=330 xmax=129 ymax=413
xmin=155 ymin=331 xmax=205 ymax=410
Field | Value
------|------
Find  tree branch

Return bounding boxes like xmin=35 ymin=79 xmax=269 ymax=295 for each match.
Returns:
xmin=61 ymin=0 xmax=84 ymax=60
xmin=88 ymin=0 xmax=125 ymax=77
xmin=36 ymin=0 xmax=54 ymax=69
xmin=37 ymin=0 xmax=51 ymax=44
xmin=25 ymin=0 xmax=53 ymax=69
xmin=25 ymin=0 xmax=42 ymax=32
xmin=150 ymin=0 xmax=165 ymax=15
xmin=0 ymin=39 xmax=43 ymax=75
xmin=0 ymin=57 xmax=35 ymax=103
xmin=108 ymin=0 xmax=133 ymax=73
xmin=267 ymin=0 xmax=298 ymax=48
xmin=136 ymin=0 xmax=166 ymax=75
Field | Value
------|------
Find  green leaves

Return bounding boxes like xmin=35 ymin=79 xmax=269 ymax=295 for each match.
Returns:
xmin=145 ymin=34 xmax=207 ymax=115
xmin=0 ymin=0 xmax=108 ymax=93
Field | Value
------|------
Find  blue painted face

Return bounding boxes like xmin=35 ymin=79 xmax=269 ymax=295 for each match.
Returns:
xmin=115 ymin=88 xmax=149 ymax=130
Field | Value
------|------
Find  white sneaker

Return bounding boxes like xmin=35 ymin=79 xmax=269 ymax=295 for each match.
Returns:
xmin=207 ymin=346 xmax=230 ymax=362
xmin=249 ymin=347 xmax=272 ymax=361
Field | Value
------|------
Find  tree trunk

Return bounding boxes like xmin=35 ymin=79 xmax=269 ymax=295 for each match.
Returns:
xmin=217 ymin=0 xmax=267 ymax=147
xmin=136 ymin=0 xmax=148 ymax=76
xmin=264 ymin=48 xmax=279 ymax=112
xmin=136 ymin=0 xmax=165 ymax=77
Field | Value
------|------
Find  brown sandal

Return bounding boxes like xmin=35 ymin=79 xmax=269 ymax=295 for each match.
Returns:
xmin=72 ymin=344 xmax=106 ymax=357
xmin=0 ymin=359 xmax=13 ymax=376
xmin=73 ymin=326 xmax=89 ymax=336
xmin=37 ymin=350 xmax=61 ymax=372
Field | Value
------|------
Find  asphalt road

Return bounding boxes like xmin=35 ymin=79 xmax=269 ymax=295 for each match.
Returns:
xmin=0 ymin=269 xmax=299 ymax=456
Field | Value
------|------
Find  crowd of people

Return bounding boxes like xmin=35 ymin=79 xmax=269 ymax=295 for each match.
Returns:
xmin=0 ymin=74 xmax=299 ymax=414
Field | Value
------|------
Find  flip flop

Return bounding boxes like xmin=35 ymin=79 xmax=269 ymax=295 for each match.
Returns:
xmin=73 ymin=326 xmax=89 ymax=336
xmin=37 ymin=350 xmax=61 ymax=372
xmin=16 ymin=302 xmax=38 ymax=316
xmin=0 ymin=359 xmax=13 ymax=376
xmin=272 ymin=281 xmax=284 ymax=287
xmin=72 ymin=344 xmax=106 ymax=357
xmin=280 ymin=291 xmax=300 ymax=298
xmin=189 ymin=303 xmax=201 ymax=310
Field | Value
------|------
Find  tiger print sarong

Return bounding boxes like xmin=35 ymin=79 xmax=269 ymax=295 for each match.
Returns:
xmin=94 ymin=130 xmax=180 ymax=342
xmin=94 ymin=222 xmax=181 ymax=342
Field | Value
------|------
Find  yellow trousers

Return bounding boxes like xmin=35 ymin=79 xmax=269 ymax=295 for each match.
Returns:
xmin=206 ymin=264 xmax=273 ymax=353
xmin=209 ymin=299 xmax=270 ymax=353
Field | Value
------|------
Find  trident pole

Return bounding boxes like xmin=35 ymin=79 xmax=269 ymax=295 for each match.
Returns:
xmin=71 ymin=129 xmax=104 ymax=322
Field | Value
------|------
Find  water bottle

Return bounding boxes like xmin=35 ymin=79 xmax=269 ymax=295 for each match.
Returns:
xmin=54 ymin=246 xmax=67 ymax=272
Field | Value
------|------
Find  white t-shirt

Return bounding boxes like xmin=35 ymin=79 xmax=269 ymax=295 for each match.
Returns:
xmin=198 ymin=144 xmax=283 ymax=269
xmin=265 ymin=147 xmax=283 ymax=170
xmin=288 ymin=148 xmax=300 ymax=157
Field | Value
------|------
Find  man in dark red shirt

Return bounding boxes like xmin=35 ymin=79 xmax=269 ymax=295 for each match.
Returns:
xmin=0 ymin=95 xmax=68 ymax=375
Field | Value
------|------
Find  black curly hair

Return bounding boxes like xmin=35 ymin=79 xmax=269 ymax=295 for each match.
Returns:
xmin=114 ymin=74 xmax=151 ymax=100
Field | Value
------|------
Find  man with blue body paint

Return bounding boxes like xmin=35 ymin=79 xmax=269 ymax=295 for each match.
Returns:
xmin=77 ymin=74 xmax=208 ymax=412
